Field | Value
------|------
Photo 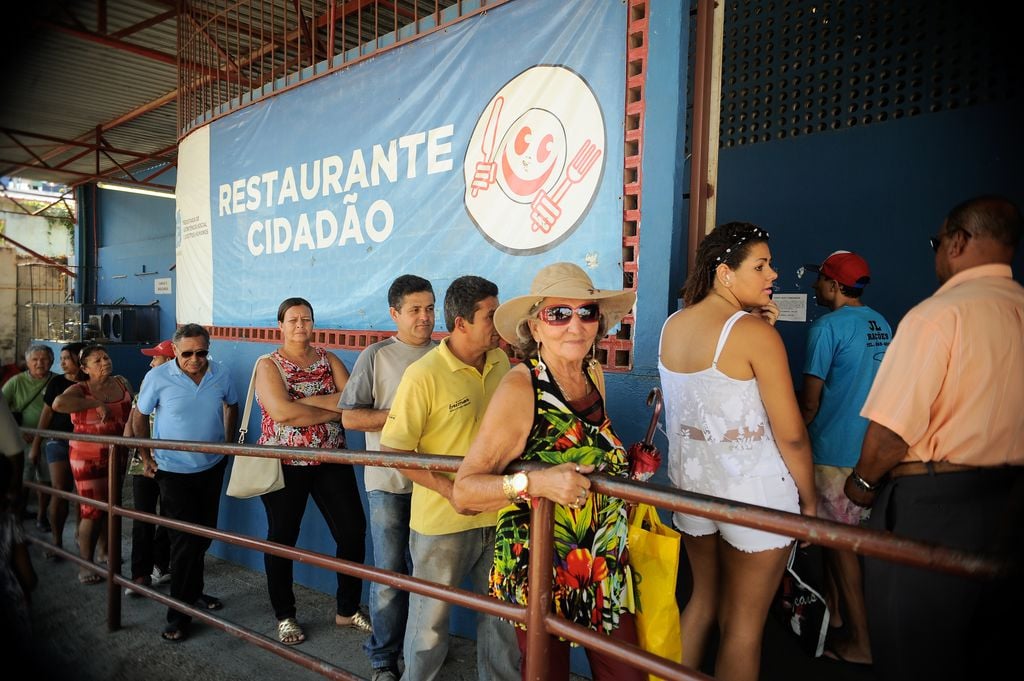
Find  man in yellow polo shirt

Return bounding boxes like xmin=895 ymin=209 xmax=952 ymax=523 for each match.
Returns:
xmin=381 ymin=275 xmax=519 ymax=681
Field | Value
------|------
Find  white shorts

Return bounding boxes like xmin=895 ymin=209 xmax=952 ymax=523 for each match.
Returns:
xmin=673 ymin=465 xmax=799 ymax=553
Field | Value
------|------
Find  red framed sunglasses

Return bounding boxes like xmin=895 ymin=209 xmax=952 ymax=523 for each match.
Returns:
xmin=537 ymin=303 xmax=601 ymax=325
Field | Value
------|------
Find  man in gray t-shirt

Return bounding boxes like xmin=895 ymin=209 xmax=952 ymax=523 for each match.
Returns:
xmin=338 ymin=274 xmax=436 ymax=681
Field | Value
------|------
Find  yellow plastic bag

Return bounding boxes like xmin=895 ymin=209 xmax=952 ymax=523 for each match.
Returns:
xmin=627 ymin=503 xmax=682 ymax=681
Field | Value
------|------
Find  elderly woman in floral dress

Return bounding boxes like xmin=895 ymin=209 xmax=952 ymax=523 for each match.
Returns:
xmin=453 ymin=263 xmax=642 ymax=681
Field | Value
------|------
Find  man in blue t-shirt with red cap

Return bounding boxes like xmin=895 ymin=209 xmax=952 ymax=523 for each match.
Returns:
xmin=799 ymin=250 xmax=892 ymax=665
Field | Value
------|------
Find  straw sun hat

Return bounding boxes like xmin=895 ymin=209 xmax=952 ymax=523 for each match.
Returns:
xmin=494 ymin=262 xmax=637 ymax=345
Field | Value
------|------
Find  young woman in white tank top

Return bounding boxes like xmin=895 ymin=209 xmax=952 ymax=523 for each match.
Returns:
xmin=658 ymin=222 xmax=816 ymax=681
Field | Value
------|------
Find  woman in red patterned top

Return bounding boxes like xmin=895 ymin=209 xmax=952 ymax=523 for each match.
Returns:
xmin=253 ymin=297 xmax=369 ymax=646
xmin=53 ymin=344 xmax=133 ymax=584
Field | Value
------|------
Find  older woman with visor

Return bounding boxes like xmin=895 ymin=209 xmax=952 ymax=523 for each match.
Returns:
xmin=453 ymin=262 xmax=643 ymax=681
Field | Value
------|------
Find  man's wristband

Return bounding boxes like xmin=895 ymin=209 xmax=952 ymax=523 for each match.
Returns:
xmin=849 ymin=468 xmax=881 ymax=493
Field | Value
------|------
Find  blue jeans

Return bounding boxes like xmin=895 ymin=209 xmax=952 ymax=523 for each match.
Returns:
xmin=402 ymin=527 xmax=520 ymax=681
xmin=364 ymin=490 xmax=413 ymax=670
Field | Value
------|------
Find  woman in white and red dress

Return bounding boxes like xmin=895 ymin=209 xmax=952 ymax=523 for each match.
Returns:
xmin=253 ymin=297 xmax=369 ymax=646
xmin=53 ymin=345 xmax=133 ymax=584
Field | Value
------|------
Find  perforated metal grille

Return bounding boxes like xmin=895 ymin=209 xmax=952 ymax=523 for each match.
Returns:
xmin=686 ymin=0 xmax=1020 ymax=150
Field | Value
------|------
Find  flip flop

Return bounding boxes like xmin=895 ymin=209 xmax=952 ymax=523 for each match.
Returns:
xmin=78 ymin=572 xmax=103 ymax=585
xmin=161 ymin=623 xmax=189 ymax=642
xmin=195 ymin=594 xmax=223 ymax=610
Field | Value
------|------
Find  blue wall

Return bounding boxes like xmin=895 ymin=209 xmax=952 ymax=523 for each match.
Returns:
xmin=96 ymin=181 xmax=177 ymax=340
xmin=74 ymin=171 xmax=180 ymax=389
xmin=715 ymin=100 xmax=1024 ymax=382
xmin=605 ymin=1 xmax=688 ymax=487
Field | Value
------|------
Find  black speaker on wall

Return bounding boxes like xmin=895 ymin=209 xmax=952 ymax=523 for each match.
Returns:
xmin=91 ymin=305 xmax=159 ymax=343
xmin=99 ymin=308 xmax=133 ymax=342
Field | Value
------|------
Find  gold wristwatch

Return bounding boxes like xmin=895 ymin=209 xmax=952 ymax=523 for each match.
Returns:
xmin=502 ymin=471 xmax=530 ymax=502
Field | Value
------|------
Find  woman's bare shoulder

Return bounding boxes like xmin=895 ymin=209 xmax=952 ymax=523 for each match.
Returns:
xmin=504 ymin=362 xmax=534 ymax=388
xmin=731 ymin=312 xmax=784 ymax=349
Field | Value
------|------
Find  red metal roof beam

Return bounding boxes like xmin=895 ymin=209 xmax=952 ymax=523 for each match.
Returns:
xmin=1 ymin=128 xmax=176 ymax=164
xmin=41 ymin=19 xmax=233 ymax=77
xmin=0 ymin=157 xmax=175 ymax=191
xmin=42 ymin=20 xmax=178 ymax=65
xmin=110 ymin=8 xmax=177 ymax=39
xmin=184 ymin=12 xmax=241 ymax=73
xmin=0 ymin=232 xmax=77 ymax=278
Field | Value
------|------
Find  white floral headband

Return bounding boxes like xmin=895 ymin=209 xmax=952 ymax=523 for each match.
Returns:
xmin=714 ymin=227 xmax=770 ymax=263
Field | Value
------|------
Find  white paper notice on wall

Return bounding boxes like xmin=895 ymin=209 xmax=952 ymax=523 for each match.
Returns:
xmin=772 ymin=293 xmax=807 ymax=322
xmin=154 ymin=278 xmax=173 ymax=295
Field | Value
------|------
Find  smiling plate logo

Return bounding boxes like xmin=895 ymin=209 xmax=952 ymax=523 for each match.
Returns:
xmin=463 ymin=66 xmax=605 ymax=255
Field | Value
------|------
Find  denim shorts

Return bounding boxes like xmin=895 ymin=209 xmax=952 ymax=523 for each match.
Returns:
xmin=44 ymin=438 xmax=70 ymax=465
xmin=673 ymin=464 xmax=799 ymax=553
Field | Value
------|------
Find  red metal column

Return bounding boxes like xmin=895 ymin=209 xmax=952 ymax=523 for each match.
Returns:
xmin=106 ymin=443 xmax=123 ymax=631
xmin=523 ymin=497 xmax=554 ymax=680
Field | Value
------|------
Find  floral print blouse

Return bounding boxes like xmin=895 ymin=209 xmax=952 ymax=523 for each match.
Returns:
xmin=490 ymin=358 xmax=633 ymax=635
xmin=256 ymin=348 xmax=345 ymax=465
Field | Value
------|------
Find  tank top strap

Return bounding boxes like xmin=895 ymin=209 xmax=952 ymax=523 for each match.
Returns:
xmin=658 ymin=313 xmax=673 ymax=361
xmin=711 ymin=310 xmax=749 ymax=369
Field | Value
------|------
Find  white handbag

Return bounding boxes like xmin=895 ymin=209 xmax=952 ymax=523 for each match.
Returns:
xmin=226 ymin=354 xmax=285 ymax=499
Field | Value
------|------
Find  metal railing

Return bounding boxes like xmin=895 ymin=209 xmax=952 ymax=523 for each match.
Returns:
xmin=20 ymin=427 xmax=1004 ymax=680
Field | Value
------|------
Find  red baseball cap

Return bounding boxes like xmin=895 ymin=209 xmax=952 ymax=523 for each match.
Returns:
xmin=141 ymin=339 xmax=176 ymax=358
xmin=805 ymin=251 xmax=871 ymax=289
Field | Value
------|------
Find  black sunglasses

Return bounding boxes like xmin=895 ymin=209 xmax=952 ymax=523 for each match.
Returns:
xmin=929 ymin=228 xmax=971 ymax=252
xmin=179 ymin=349 xmax=210 ymax=359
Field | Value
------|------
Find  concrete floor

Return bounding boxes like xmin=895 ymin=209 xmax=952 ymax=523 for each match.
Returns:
xmin=16 ymin=502 xmax=874 ymax=681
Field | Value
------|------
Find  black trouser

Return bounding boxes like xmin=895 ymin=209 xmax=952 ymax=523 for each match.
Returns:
xmin=864 ymin=466 xmax=1024 ymax=681
xmin=156 ymin=459 xmax=227 ymax=627
xmin=130 ymin=473 xmax=170 ymax=580
xmin=260 ymin=463 xmax=366 ymax=620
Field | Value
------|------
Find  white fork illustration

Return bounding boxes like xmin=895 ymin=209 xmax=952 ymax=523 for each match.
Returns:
xmin=529 ymin=139 xmax=602 ymax=233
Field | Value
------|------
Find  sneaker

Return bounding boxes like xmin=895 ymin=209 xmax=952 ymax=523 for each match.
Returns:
xmin=371 ymin=667 xmax=400 ymax=681
xmin=151 ymin=566 xmax=171 ymax=585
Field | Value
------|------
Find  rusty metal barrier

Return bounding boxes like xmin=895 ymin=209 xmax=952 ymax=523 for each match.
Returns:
xmin=20 ymin=427 xmax=1005 ymax=680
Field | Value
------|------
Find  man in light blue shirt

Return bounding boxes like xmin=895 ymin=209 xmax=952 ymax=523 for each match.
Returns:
xmin=134 ymin=323 xmax=239 ymax=643
xmin=799 ymin=251 xmax=891 ymax=665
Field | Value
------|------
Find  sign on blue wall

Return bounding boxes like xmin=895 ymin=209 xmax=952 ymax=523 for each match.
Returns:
xmin=176 ymin=0 xmax=627 ymax=329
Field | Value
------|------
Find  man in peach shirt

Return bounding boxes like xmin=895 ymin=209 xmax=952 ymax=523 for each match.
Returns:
xmin=845 ymin=196 xmax=1024 ymax=681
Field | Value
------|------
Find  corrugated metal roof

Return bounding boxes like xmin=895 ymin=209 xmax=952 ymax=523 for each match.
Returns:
xmin=0 ymin=0 xmax=484 ymax=190
xmin=0 ymin=1 xmax=180 ymax=187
